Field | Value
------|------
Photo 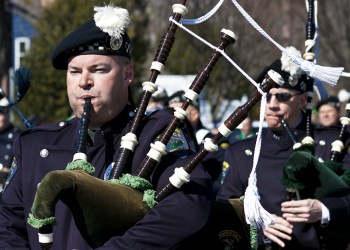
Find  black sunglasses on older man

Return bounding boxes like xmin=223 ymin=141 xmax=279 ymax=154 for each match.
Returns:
xmin=266 ymin=92 xmax=302 ymax=103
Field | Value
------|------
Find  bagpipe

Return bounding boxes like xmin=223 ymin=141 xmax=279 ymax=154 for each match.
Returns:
xmin=279 ymin=100 xmax=350 ymax=241
xmin=280 ymin=96 xmax=350 ymax=199
xmin=280 ymin=0 xmax=350 ymax=202
xmin=26 ymin=2 xmax=272 ymax=248
xmin=278 ymin=0 xmax=350 ymax=242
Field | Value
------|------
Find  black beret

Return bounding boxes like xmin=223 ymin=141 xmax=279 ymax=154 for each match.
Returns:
xmin=165 ymin=90 xmax=200 ymax=110
xmin=51 ymin=19 xmax=131 ymax=70
xmin=255 ymin=59 xmax=307 ymax=93
xmin=255 ymin=47 xmax=308 ymax=93
xmin=316 ymin=96 xmax=340 ymax=111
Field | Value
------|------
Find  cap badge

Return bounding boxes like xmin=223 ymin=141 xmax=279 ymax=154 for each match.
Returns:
xmin=288 ymin=75 xmax=298 ymax=87
xmin=110 ymin=37 xmax=123 ymax=51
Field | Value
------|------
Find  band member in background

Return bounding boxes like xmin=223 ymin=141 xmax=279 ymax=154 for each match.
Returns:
xmin=237 ymin=116 xmax=255 ymax=139
xmin=217 ymin=47 xmax=350 ymax=249
xmin=165 ymin=90 xmax=228 ymax=194
xmin=229 ymin=115 xmax=256 ymax=144
xmin=315 ymin=96 xmax=341 ymax=127
xmin=0 ymin=97 xmax=20 ymax=192
xmin=165 ymin=90 xmax=211 ymax=147
xmin=0 ymin=6 xmax=212 ymax=249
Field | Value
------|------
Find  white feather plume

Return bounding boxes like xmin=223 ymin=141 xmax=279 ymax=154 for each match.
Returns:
xmin=281 ymin=46 xmax=303 ymax=79
xmin=94 ymin=4 xmax=130 ymax=39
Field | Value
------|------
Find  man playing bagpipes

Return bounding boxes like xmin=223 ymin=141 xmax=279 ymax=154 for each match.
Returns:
xmin=216 ymin=47 xmax=350 ymax=249
xmin=0 ymin=5 xmax=213 ymax=249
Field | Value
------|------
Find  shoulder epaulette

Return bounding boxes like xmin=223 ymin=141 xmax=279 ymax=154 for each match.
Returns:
xmin=20 ymin=119 xmax=75 ymax=136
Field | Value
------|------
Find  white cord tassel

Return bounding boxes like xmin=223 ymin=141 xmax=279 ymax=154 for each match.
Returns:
xmin=243 ymin=95 xmax=275 ymax=229
xmin=292 ymin=56 xmax=343 ymax=87
xmin=244 ymin=173 xmax=275 ymax=229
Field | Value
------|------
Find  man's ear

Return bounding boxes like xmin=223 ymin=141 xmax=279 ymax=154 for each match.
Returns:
xmin=123 ymin=63 xmax=134 ymax=86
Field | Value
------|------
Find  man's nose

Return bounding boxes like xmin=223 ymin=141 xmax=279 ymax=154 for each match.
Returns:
xmin=79 ymin=72 xmax=93 ymax=88
xmin=268 ymin=95 xmax=279 ymax=107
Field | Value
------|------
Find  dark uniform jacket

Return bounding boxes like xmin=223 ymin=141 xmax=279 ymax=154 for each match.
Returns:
xmin=0 ymin=106 xmax=212 ymax=250
xmin=217 ymin=118 xmax=350 ymax=250
xmin=0 ymin=125 xmax=20 ymax=189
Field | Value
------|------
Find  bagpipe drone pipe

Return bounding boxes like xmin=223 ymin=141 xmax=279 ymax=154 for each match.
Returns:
xmin=27 ymin=11 xmax=240 ymax=249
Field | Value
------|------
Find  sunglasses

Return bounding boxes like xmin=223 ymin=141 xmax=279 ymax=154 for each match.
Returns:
xmin=266 ymin=93 xmax=301 ymax=103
